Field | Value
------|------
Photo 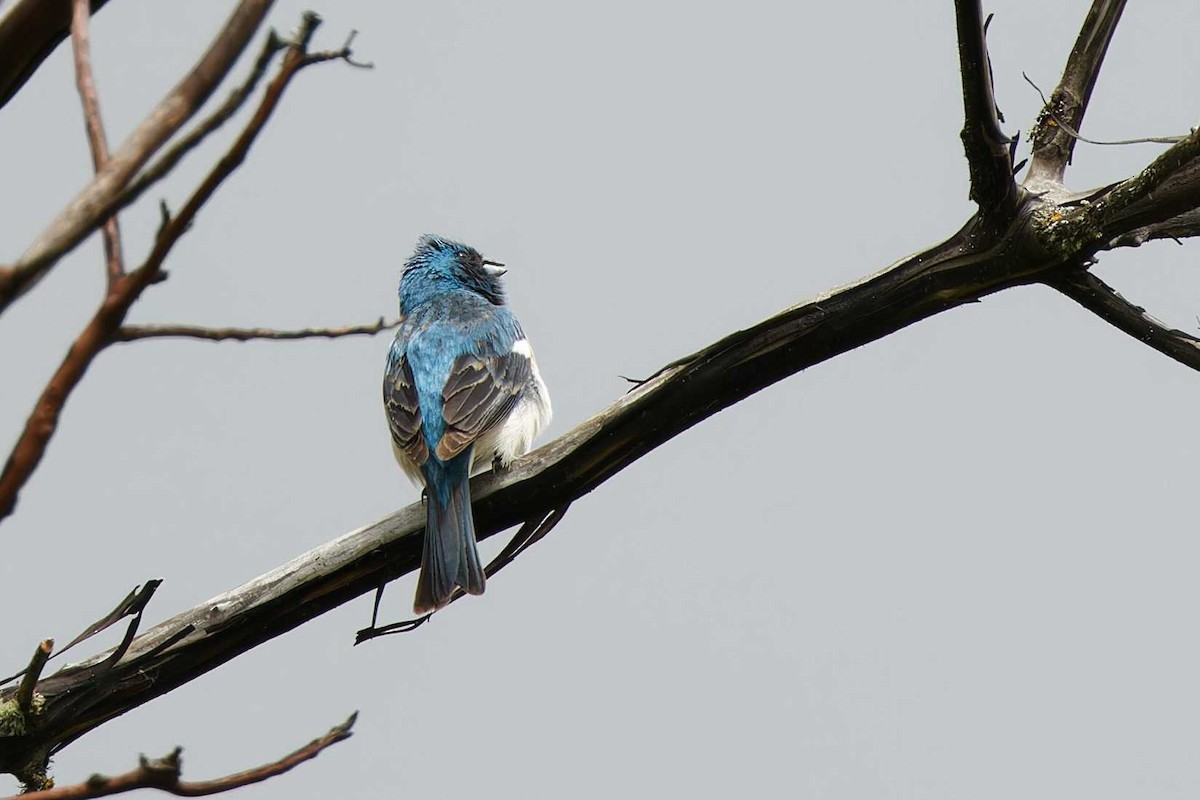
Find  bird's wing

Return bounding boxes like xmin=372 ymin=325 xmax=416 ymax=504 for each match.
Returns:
xmin=384 ymin=351 xmax=429 ymax=468
xmin=436 ymin=344 xmax=531 ymax=462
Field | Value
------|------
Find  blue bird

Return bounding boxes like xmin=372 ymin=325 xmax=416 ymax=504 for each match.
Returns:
xmin=384 ymin=235 xmax=552 ymax=614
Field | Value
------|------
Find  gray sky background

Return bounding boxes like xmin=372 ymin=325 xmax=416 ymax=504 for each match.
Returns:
xmin=3 ymin=1 xmax=1199 ymax=797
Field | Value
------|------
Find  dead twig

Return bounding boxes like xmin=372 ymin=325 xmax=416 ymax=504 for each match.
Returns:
xmin=115 ymin=317 xmax=399 ymax=344
xmin=9 ymin=714 xmax=356 ymax=799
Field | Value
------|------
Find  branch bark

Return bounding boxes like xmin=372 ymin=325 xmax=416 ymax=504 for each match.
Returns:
xmin=1026 ymin=0 xmax=1127 ymax=185
xmin=0 ymin=0 xmax=274 ymax=316
xmin=954 ymin=0 xmax=1015 ymax=214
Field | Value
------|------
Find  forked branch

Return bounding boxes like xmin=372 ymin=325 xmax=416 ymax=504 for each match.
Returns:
xmin=0 ymin=13 xmax=365 ymax=524
xmin=0 ymin=0 xmax=274 ymax=316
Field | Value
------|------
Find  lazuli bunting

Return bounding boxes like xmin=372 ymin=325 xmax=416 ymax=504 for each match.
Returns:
xmin=384 ymin=235 xmax=552 ymax=614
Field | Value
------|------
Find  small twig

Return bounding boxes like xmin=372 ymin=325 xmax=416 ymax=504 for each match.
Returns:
xmin=1049 ymin=269 xmax=1200 ymax=372
xmin=70 ymin=0 xmax=125 ymax=287
xmin=9 ymin=713 xmax=356 ymax=799
xmin=15 ymin=640 xmax=53 ymax=716
xmin=1023 ymin=74 xmax=1185 ymax=147
xmin=1026 ymin=0 xmax=1128 ymax=183
xmin=115 ymin=317 xmax=399 ymax=344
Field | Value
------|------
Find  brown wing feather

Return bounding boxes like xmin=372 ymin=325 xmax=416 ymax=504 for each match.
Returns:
xmin=384 ymin=356 xmax=428 ymax=467
xmin=435 ymin=351 xmax=530 ymax=461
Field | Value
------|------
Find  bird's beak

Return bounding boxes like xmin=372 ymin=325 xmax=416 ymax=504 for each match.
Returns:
xmin=482 ymin=260 xmax=507 ymax=277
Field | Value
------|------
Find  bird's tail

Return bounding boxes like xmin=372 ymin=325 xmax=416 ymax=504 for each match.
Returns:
xmin=415 ymin=454 xmax=485 ymax=614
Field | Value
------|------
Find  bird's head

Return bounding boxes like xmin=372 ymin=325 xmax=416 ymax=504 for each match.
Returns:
xmin=400 ymin=235 xmax=507 ymax=309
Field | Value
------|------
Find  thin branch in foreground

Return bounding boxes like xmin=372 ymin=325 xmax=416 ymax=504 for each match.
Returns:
xmin=954 ymin=0 xmax=1015 ymax=213
xmin=1026 ymin=0 xmax=1127 ymax=184
xmin=70 ymin=0 xmax=125 ymax=286
xmin=115 ymin=317 xmax=399 ymax=344
xmin=0 ymin=0 xmax=274 ymax=317
xmin=0 ymin=13 xmax=361 ymax=525
xmin=9 ymin=714 xmax=356 ymax=799
xmin=1049 ymin=269 xmax=1200 ymax=371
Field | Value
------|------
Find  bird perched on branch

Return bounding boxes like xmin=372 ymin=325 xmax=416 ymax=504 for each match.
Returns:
xmin=384 ymin=235 xmax=552 ymax=614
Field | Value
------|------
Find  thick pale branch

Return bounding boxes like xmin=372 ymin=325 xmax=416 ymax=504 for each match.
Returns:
xmin=0 ymin=0 xmax=112 ymax=112
xmin=9 ymin=714 xmax=355 ymax=799
xmin=115 ymin=318 xmax=399 ymax=343
xmin=1049 ymin=269 xmax=1200 ymax=371
xmin=1027 ymin=0 xmax=1126 ymax=184
xmin=70 ymin=0 xmax=125 ymax=285
xmin=954 ymin=0 xmax=1015 ymax=213
xmin=0 ymin=0 xmax=274 ymax=316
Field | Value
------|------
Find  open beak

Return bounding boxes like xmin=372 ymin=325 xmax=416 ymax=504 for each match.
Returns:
xmin=482 ymin=259 xmax=507 ymax=277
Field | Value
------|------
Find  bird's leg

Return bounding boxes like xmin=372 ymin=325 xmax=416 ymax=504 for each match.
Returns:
xmin=492 ymin=452 xmax=508 ymax=474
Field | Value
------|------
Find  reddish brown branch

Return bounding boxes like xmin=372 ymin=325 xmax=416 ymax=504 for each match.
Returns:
xmin=0 ymin=0 xmax=274 ymax=317
xmin=0 ymin=13 xmax=357 ymax=525
xmin=70 ymin=0 xmax=125 ymax=286
xmin=1027 ymin=0 xmax=1127 ymax=184
xmin=9 ymin=714 xmax=355 ymax=799
xmin=116 ymin=317 xmax=399 ymax=343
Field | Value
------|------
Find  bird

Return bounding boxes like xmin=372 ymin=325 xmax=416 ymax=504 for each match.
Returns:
xmin=383 ymin=235 xmax=552 ymax=614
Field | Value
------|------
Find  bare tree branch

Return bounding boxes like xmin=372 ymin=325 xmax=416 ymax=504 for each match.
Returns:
xmin=1104 ymin=208 xmax=1200 ymax=248
xmin=116 ymin=317 xmax=399 ymax=343
xmin=1027 ymin=0 xmax=1127 ymax=185
xmin=0 ymin=0 xmax=113 ymax=112
xmin=0 ymin=13 xmax=357 ymax=525
xmin=69 ymin=0 xmax=125 ymax=286
xmin=1049 ymin=269 xmax=1200 ymax=371
xmin=0 ymin=0 xmax=274 ymax=316
xmin=118 ymin=29 xmax=287 ymax=216
xmin=954 ymin=0 xmax=1015 ymax=214
xmin=9 ymin=714 xmax=355 ymax=799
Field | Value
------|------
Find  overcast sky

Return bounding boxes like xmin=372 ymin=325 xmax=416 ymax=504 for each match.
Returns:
xmin=3 ymin=1 xmax=1200 ymax=798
